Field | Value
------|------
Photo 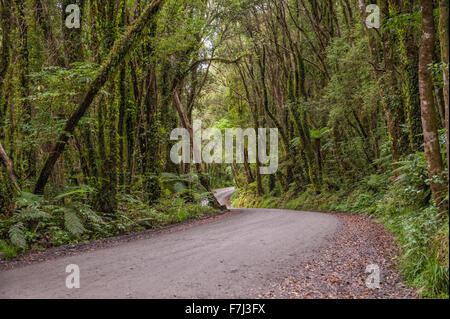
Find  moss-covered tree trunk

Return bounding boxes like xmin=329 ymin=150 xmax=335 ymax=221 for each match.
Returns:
xmin=33 ymin=0 xmax=165 ymax=195
xmin=379 ymin=0 xmax=409 ymax=161
xmin=0 ymin=141 xmax=19 ymax=192
xmin=418 ymin=0 xmax=446 ymax=212
xmin=438 ymin=0 xmax=449 ymax=170
xmin=35 ymin=0 xmax=65 ymax=66
xmin=0 ymin=0 xmax=11 ymax=141
xmin=14 ymin=0 xmax=36 ymax=179
xmin=390 ymin=0 xmax=422 ymax=151
xmin=61 ymin=0 xmax=84 ymax=66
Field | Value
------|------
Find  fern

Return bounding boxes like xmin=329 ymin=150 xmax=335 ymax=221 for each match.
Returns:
xmin=77 ymin=205 xmax=105 ymax=224
xmin=55 ymin=185 xmax=94 ymax=201
xmin=160 ymin=172 xmax=201 ymax=184
xmin=64 ymin=211 xmax=86 ymax=236
xmin=15 ymin=191 xmax=45 ymax=209
xmin=159 ymin=172 xmax=179 ymax=181
xmin=9 ymin=222 xmax=26 ymax=248
xmin=15 ymin=207 xmax=51 ymax=221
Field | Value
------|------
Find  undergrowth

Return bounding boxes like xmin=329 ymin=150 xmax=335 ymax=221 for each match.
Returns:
xmin=0 ymin=174 xmax=218 ymax=261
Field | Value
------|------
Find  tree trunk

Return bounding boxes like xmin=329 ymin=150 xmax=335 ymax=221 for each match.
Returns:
xmin=419 ymin=0 xmax=446 ymax=212
xmin=380 ymin=0 xmax=409 ymax=160
xmin=243 ymin=146 xmax=254 ymax=184
xmin=14 ymin=0 xmax=36 ymax=178
xmin=117 ymin=67 xmax=127 ymax=186
xmin=62 ymin=0 xmax=85 ymax=66
xmin=173 ymin=91 xmax=224 ymax=210
xmin=439 ymin=0 xmax=449 ymax=170
xmin=0 ymin=141 xmax=19 ymax=191
xmin=0 ymin=0 xmax=11 ymax=87
xmin=35 ymin=0 xmax=65 ymax=66
xmin=33 ymin=0 xmax=165 ymax=195
xmin=0 ymin=0 xmax=11 ymax=139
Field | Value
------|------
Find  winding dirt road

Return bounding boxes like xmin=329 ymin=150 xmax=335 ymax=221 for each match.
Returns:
xmin=1 ymin=187 xmax=417 ymax=298
xmin=0 ymin=188 xmax=343 ymax=298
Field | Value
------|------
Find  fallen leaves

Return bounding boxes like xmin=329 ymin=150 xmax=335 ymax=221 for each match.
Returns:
xmin=259 ymin=213 xmax=418 ymax=299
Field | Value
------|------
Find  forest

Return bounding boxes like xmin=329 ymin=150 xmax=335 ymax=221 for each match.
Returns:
xmin=0 ymin=0 xmax=448 ymax=298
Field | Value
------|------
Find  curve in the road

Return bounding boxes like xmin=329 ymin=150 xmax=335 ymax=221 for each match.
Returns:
xmin=0 ymin=188 xmax=340 ymax=298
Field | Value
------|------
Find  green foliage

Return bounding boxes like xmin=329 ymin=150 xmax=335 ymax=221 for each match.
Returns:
xmin=64 ymin=211 xmax=86 ymax=236
xmin=54 ymin=184 xmax=95 ymax=201
xmin=0 ymin=171 xmax=16 ymax=214
xmin=0 ymin=0 xmax=448 ymax=300
xmin=0 ymin=240 xmax=18 ymax=259
xmin=8 ymin=222 xmax=26 ymax=249
xmin=393 ymin=153 xmax=431 ymax=205
xmin=3 ymin=187 xmax=97 ymax=248
xmin=160 ymin=172 xmax=212 ymax=203
xmin=310 ymin=127 xmax=330 ymax=140
xmin=382 ymin=206 xmax=449 ymax=298
xmin=0 ymin=182 xmax=219 ymax=256
xmin=383 ymin=12 xmax=421 ymax=34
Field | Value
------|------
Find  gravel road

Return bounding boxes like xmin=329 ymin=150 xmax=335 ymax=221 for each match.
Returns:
xmin=0 ymin=188 xmax=341 ymax=298
xmin=0 ymin=187 xmax=416 ymax=299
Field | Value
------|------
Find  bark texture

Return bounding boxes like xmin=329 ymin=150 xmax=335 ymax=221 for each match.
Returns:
xmin=418 ymin=0 xmax=446 ymax=211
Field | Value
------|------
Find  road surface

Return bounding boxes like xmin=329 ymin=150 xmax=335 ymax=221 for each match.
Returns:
xmin=214 ymin=187 xmax=235 ymax=209
xmin=0 ymin=187 xmax=340 ymax=298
